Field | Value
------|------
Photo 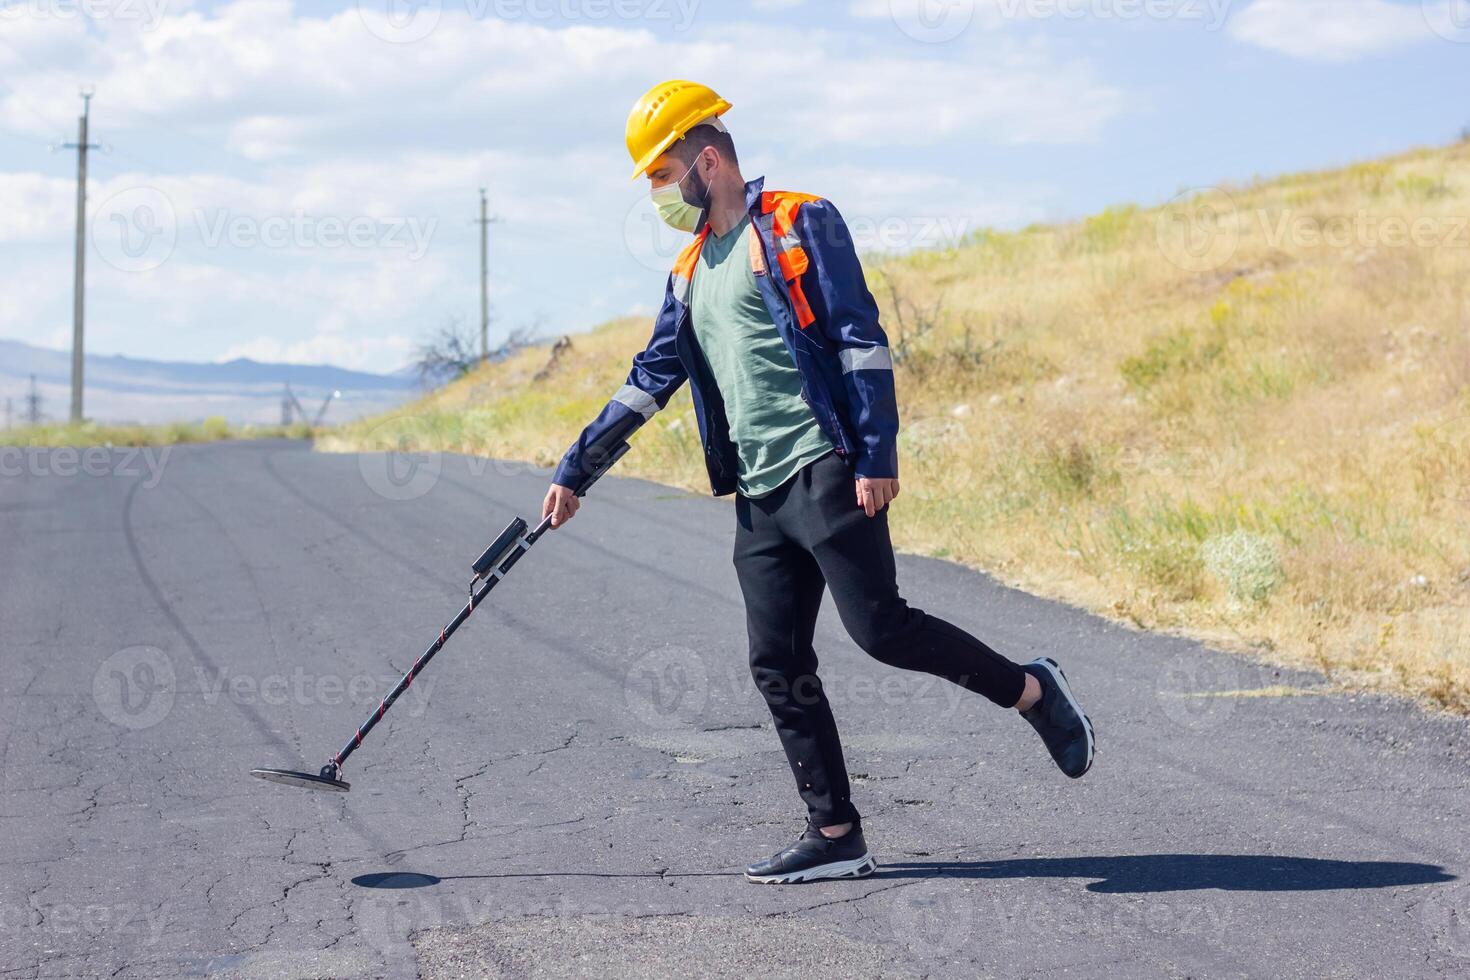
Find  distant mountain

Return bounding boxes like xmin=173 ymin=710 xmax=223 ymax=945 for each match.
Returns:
xmin=0 ymin=339 xmax=425 ymax=426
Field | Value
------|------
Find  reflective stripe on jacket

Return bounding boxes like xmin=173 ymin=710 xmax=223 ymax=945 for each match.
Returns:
xmin=552 ymin=175 xmax=898 ymax=497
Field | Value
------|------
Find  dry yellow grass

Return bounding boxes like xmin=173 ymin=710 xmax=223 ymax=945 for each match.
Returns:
xmin=321 ymin=140 xmax=1470 ymax=712
xmin=6 ymin=417 xmax=311 ymax=446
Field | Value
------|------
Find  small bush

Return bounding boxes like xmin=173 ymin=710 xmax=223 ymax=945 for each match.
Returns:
xmin=1202 ymin=530 xmax=1283 ymax=608
xmin=1119 ymin=326 xmax=1226 ymax=392
xmin=1080 ymin=205 xmax=1139 ymax=253
xmin=1396 ymin=174 xmax=1452 ymax=201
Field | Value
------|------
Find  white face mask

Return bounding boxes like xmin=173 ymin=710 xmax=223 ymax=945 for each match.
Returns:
xmin=650 ymin=157 xmax=707 ymax=233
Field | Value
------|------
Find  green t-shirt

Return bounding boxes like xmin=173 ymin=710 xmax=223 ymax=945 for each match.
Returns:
xmin=688 ymin=214 xmax=833 ymax=498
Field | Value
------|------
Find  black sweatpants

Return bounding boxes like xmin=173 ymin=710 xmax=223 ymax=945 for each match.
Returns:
xmin=733 ymin=449 xmax=1029 ymax=827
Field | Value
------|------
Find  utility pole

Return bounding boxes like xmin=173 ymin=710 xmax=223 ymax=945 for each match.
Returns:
xmin=4 ymin=396 xmax=11 ymax=431
xmin=25 ymin=375 xmax=43 ymax=426
xmin=63 ymin=88 xmax=100 ymax=423
xmin=474 ymin=189 xmax=500 ymax=363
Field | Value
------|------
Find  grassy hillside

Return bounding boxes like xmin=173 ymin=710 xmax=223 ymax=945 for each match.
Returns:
xmin=322 ymin=140 xmax=1470 ymax=712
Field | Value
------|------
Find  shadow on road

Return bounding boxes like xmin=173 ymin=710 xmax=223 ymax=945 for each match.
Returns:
xmin=353 ymin=855 xmax=1454 ymax=894
xmin=352 ymin=870 xmax=730 ymax=889
xmin=877 ymin=855 xmax=1456 ymax=893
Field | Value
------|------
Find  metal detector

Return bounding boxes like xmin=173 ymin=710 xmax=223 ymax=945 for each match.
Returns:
xmin=250 ymin=424 xmax=634 ymax=793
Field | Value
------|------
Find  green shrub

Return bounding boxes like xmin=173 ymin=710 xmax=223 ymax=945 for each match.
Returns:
xmin=1201 ymin=529 xmax=1283 ymax=607
xmin=1119 ymin=326 xmax=1226 ymax=391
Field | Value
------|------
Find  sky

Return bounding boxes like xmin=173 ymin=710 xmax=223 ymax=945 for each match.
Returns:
xmin=1 ymin=0 xmax=1467 ymax=374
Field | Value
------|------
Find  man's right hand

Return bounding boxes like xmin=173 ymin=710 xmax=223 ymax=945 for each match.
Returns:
xmin=542 ymin=483 xmax=580 ymax=528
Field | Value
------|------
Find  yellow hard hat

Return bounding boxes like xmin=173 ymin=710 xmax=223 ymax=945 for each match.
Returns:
xmin=625 ymin=80 xmax=732 ymax=180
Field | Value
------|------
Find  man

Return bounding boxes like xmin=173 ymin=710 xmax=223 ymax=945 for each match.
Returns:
xmin=543 ymin=80 xmax=1094 ymax=884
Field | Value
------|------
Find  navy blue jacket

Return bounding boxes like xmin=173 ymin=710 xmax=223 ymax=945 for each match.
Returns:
xmin=552 ymin=176 xmax=898 ymax=497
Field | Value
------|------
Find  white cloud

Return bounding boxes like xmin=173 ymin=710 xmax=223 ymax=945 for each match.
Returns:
xmin=0 ymin=5 xmax=1122 ymax=151
xmin=0 ymin=2 xmax=1127 ymax=372
xmin=1228 ymin=0 xmax=1439 ymax=62
xmin=0 ymin=174 xmax=74 ymax=242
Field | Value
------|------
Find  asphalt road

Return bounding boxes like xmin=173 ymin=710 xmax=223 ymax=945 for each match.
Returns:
xmin=3 ymin=439 xmax=1468 ymax=979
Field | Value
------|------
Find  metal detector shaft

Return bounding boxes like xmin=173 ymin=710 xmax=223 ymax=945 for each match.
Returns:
xmin=328 ymin=436 xmax=632 ymax=773
xmin=330 ymin=512 xmax=553 ymax=771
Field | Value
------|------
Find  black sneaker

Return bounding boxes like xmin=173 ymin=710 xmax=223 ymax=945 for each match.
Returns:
xmin=1020 ymin=657 xmax=1095 ymax=778
xmin=744 ymin=820 xmax=878 ymax=884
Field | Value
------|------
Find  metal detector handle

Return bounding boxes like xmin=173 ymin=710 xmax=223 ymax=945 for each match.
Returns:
xmin=471 ymin=516 xmax=529 ymax=580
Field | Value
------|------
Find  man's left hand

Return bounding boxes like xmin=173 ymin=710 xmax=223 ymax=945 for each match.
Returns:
xmin=855 ymin=477 xmax=900 ymax=517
